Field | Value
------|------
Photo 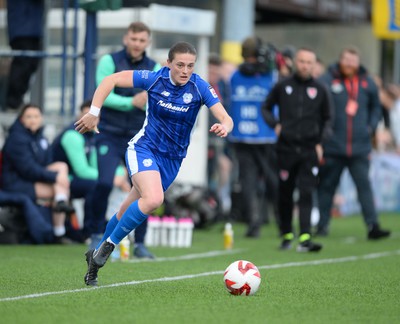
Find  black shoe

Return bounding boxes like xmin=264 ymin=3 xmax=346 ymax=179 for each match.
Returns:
xmin=54 ymin=200 xmax=75 ymax=214
xmin=54 ymin=235 xmax=78 ymax=245
xmin=93 ymin=241 xmax=115 ymax=267
xmin=368 ymin=224 xmax=391 ymax=240
xmin=280 ymin=239 xmax=292 ymax=250
xmin=315 ymin=226 xmax=329 ymax=237
xmin=84 ymin=249 xmax=99 ymax=287
xmin=245 ymin=225 xmax=260 ymax=238
xmin=297 ymin=240 xmax=322 ymax=252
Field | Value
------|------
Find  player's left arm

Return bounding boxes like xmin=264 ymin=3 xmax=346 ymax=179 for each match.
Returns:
xmin=209 ymin=102 xmax=234 ymax=138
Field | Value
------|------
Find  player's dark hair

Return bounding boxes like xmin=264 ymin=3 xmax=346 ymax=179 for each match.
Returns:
xmin=168 ymin=42 xmax=197 ymax=62
xmin=17 ymin=103 xmax=42 ymax=119
xmin=80 ymin=99 xmax=92 ymax=112
xmin=127 ymin=22 xmax=151 ymax=36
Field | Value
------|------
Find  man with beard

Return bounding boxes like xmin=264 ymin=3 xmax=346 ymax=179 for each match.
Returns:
xmin=317 ymin=46 xmax=390 ymax=240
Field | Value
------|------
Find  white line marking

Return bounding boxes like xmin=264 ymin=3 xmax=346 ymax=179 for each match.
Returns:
xmin=125 ymin=249 xmax=245 ymax=263
xmin=1 ymin=249 xmax=399 ymax=303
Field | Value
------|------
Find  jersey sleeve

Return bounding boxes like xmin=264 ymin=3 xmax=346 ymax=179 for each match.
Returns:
xmin=133 ymin=70 xmax=158 ymax=91
xmin=197 ymin=78 xmax=220 ymax=108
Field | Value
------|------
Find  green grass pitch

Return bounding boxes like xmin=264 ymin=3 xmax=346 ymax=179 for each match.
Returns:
xmin=0 ymin=213 xmax=399 ymax=324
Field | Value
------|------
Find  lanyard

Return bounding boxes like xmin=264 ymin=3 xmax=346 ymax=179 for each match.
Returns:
xmin=344 ymin=76 xmax=359 ymax=100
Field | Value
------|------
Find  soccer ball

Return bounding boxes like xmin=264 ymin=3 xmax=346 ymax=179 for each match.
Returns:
xmin=223 ymin=260 xmax=261 ymax=296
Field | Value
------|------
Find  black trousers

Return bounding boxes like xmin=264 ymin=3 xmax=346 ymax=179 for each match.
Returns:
xmin=6 ymin=37 xmax=41 ymax=109
xmin=277 ymin=149 xmax=318 ymax=236
xmin=318 ymin=155 xmax=378 ymax=230
xmin=232 ymin=142 xmax=279 ymax=229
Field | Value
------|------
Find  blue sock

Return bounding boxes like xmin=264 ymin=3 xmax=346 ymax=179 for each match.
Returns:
xmin=109 ymin=200 xmax=148 ymax=245
xmin=95 ymin=214 xmax=118 ymax=250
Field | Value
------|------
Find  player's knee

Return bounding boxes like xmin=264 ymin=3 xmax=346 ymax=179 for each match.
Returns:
xmin=145 ymin=193 xmax=164 ymax=211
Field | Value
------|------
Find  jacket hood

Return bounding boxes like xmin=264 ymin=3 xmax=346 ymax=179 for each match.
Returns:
xmin=8 ymin=118 xmax=45 ymax=139
xmin=327 ymin=62 xmax=368 ymax=79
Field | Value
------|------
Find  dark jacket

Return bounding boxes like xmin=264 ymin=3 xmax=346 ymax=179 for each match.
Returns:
xmin=262 ymin=73 xmax=333 ymax=153
xmin=2 ymin=119 xmax=57 ymax=200
xmin=7 ymin=0 xmax=44 ymax=42
xmin=319 ymin=63 xmax=381 ymax=157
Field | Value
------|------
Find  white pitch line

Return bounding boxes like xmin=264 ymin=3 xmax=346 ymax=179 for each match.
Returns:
xmin=125 ymin=249 xmax=245 ymax=263
xmin=1 ymin=249 xmax=399 ymax=303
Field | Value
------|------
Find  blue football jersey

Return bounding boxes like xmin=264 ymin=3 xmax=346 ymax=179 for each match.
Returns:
xmin=130 ymin=67 xmax=220 ymax=159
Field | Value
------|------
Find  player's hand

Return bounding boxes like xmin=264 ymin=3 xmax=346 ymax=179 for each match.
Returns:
xmin=316 ymin=144 xmax=323 ymax=163
xmin=210 ymin=123 xmax=228 ymax=138
xmin=274 ymin=124 xmax=282 ymax=137
xmin=132 ymin=91 xmax=148 ymax=110
xmin=74 ymin=113 xmax=99 ymax=134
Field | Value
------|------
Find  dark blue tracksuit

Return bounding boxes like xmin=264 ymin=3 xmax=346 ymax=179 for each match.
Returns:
xmin=93 ymin=50 xmax=158 ymax=243
xmin=318 ymin=63 xmax=381 ymax=230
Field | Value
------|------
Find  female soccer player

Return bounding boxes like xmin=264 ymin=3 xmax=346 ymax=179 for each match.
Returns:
xmin=75 ymin=41 xmax=234 ymax=286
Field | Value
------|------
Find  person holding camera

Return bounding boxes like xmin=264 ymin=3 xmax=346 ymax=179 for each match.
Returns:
xmin=227 ymin=36 xmax=279 ymax=238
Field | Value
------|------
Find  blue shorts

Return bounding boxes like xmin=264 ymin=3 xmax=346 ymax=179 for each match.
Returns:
xmin=125 ymin=144 xmax=183 ymax=192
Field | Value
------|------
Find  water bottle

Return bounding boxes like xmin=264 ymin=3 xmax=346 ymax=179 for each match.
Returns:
xmin=183 ymin=217 xmax=194 ymax=248
xmin=168 ymin=216 xmax=178 ymax=247
xmin=111 ymin=244 xmax=120 ymax=262
xmin=224 ymin=223 xmax=234 ymax=250
xmin=120 ymin=236 xmax=130 ymax=261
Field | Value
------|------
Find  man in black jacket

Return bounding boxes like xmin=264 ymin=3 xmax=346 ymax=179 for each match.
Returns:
xmin=262 ymin=47 xmax=332 ymax=252
xmin=317 ymin=46 xmax=390 ymax=240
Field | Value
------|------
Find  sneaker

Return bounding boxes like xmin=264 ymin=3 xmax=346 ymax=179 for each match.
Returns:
xmin=134 ymin=243 xmax=155 ymax=259
xmin=280 ymin=239 xmax=292 ymax=250
xmin=315 ymin=226 xmax=329 ymax=237
xmin=279 ymin=232 xmax=294 ymax=250
xmin=368 ymin=224 xmax=391 ymax=240
xmin=297 ymin=240 xmax=322 ymax=252
xmin=54 ymin=201 xmax=75 ymax=214
xmin=93 ymin=241 xmax=115 ymax=267
xmin=84 ymin=249 xmax=99 ymax=287
xmin=54 ymin=235 xmax=78 ymax=245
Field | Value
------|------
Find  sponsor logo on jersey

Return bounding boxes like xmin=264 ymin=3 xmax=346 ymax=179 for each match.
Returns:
xmin=157 ymin=100 xmax=189 ymax=112
xmin=183 ymin=93 xmax=193 ymax=104
xmin=161 ymin=91 xmax=170 ymax=97
xmin=307 ymin=87 xmax=317 ymax=99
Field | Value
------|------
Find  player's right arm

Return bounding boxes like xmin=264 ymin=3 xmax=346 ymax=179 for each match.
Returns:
xmin=75 ymin=71 xmax=134 ymax=134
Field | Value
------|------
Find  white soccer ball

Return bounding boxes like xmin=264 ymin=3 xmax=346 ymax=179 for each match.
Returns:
xmin=223 ymin=260 xmax=261 ymax=296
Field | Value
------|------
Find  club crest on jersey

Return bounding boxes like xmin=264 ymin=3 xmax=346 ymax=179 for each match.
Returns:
xmin=143 ymin=158 xmax=153 ymax=167
xmin=285 ymin=86 xmax=293 ymax=95
xmin=208 ymin=85 xmax=218 ymax=98
xmin=183 ymin=93 xmax=193 ymax=104
xmin=307 ymin=87 xmax=317 ymax=99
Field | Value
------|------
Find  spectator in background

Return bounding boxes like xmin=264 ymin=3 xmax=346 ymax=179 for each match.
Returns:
xmin=5 ymin=0 xmax=44 ymax=111
xmin=277 ymin=45 xmax=296 ymax=79
xmin=228 ymin=36 xmax=279 ymax=238
xmin=90 ymin=22 xmax=161 ymax=258
xmin=207 ymin=53 xmax=233 ymax=215
xmin=1 ymin=103 xmax=75 ymax=243
xmin=317 ymin=46 xmax=391 ymax=239
xmin=51 ymin=100 xmax=131 ymax=246
xmin=262 ymin=47 xmax=332 ymax=252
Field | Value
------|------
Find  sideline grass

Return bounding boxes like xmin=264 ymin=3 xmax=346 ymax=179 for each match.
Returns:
xmin=0 ymin=213 xmax=399 ymax=324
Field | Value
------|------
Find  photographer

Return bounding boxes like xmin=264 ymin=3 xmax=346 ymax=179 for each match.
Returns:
xmin=227 ymin=36 xmax=279 ymax=238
